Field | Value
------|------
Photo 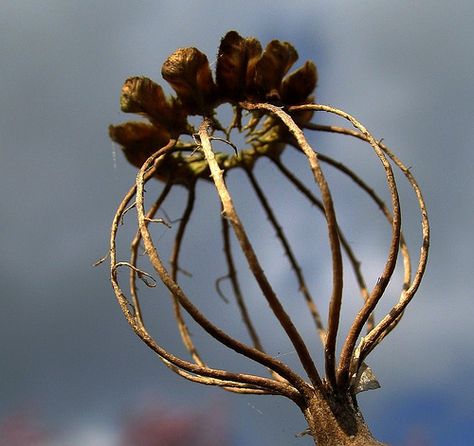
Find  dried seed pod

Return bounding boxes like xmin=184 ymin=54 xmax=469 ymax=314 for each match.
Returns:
xmin=253 ymin=40 xmax=298 ymax=101
xmin=280 ymin=61 xmax=318 ymax=105
xmin=161 ymin=47 xmax=216 ymax=115
xmin=109 ymin=122 xmax=171 ymax=170
xmin=119 ymin=77 xmax=186 ymax=134
xmin=216 ymin=30 xmax=262 ymax=102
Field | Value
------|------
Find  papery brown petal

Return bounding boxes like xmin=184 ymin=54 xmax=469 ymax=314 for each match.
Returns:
xmin=253 ymin=40 xmax=298 ymax=101
xmin=216 ymin=31 xmax=246 ymax=100
xmin=120 ymin=77 xmax=166 ymax=115
xmin=280 ymin=61 xmax=318 ymax=104
xmin=244 ymin=38 xmax=263 ymax=98
xmin=216 ymin=31 xmax=262 ymax=102
xmin=119 ymin=76 xmax=187 ymax=134
xmin=109 ymin=122 xmax=170 ymax=169
xmin=161 ymin=47 xmax=216 ymax=114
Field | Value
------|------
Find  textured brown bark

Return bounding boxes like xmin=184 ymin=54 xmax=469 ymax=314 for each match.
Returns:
xmin=300 ymin=389 xmax=386 ymax=446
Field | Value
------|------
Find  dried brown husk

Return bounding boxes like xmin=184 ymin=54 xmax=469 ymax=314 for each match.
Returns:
xmin=109 ymin=121 xmax=171 ymax=170
xmin=216 ymin=31 xmax=262 ymax=102
xmin=120 ymin=77 xmax=166 ymax=116
xmin=253 ymin=40 xmax=298 ymax=101
xmin=161 ymin=47 xmax=216 ymax=114
xmin=280 ymin=61 xmax=318 ymax=105
xmin=244 ymin=38 xmax=264 ymax=97
xmin=119 ymin=77 xmax=186 ymax=134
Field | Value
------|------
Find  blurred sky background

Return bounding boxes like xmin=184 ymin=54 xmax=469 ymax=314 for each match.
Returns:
xmin=1 ymin=1 xmax=473 ymax=445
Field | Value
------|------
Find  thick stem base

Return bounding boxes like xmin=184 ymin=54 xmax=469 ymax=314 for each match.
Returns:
xmin=300 ymin=389 xmax=385 ymax=446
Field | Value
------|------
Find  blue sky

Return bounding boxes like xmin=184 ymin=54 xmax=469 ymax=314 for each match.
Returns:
xmin=1 ymin=1 xmax=473 ymax=445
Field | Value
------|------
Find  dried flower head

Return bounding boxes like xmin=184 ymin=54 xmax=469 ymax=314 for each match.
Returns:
xmin=110 ymin=31 xmax=317 ymax=166
xmin=106 ymin=30 xmax=430 ymax=446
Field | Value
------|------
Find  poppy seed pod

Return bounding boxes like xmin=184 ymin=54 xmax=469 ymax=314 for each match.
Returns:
xmin=161 ymin=47 xmax=216 ymax=115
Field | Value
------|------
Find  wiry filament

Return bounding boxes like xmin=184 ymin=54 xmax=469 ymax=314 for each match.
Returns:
xmin=244 ymin=167 xmax=327 ymax=344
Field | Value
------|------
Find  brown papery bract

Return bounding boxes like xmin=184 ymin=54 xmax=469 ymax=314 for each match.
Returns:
xmin=161 ymin=47 xmax=216 ymax=115
xmin=281 ymin=60 xmax=318 ymax=105
xmin=109 ymin=122 xmax=171 ymax=171
xmin=253 ymin=40 xmax=299 ymax=101
xmin=119 ymin=76 xmax=187 ymax=135
xmin=216 ymin=30 xmax=263 ymax=102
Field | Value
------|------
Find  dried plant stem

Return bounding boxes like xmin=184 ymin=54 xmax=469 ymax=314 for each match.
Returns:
xmin=315 ymin=152 xmax=412 ymax=303
xmin=220 ymin=216 xmax=265 ymax=352
xmin=110 ymin=141 xmax=304 ymax=399
xmin=244 ymin=167 xmax=326 ymax=344
xmin=198 ymin=118 xmax=323 ymax=392
xmin=243 ymin=102 xmax=344 ymax=389
xmin=288 ymin=103 xmax=402 ymax=389
xmin=306 ymin=123 xmax=429 ymax=362
xmin=129 ymin=180 xmax=173 ymax=329
xmin=221 ymin=215 xmax=287 ymax=383
xmin=169 ymin=185 xmax=206 ymax=366
xmin=134 ymin=137 xmax=313 ymax=396
xmin=278 ymin=147 xmax=412 ymax=335
xmin=270 ymin=156 xmax=373 ymax=334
